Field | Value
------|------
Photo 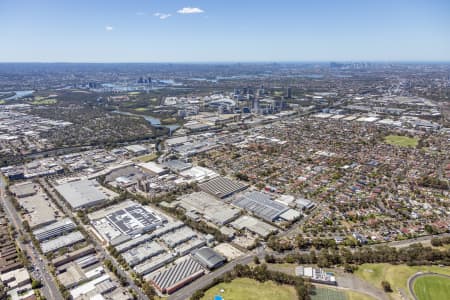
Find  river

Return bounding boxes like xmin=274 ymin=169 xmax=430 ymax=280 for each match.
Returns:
xmin=113 ymin=110 xmax=180 ymax=134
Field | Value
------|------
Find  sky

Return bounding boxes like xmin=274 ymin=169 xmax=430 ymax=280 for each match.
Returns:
xmin=1 ymin=0 xmax=450 ymax=62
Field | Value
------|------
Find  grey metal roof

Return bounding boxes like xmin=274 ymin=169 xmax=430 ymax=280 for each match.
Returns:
xmin=151 ymin=257 xmax=204 ymax=290
xmin=233 ymin=191 xmax=289 ymax=222
xmin=192 ymin=247 xmax=226 ymax=269
xmin=199 ymin=176 xmax=248 ymax=199
xmin=40 ymin=231 xmax=85 ymax=253
xmin=33 ymin=218 xmax=76 ymax=241
xmin=56 ymin=179 xmax=106 ymax=209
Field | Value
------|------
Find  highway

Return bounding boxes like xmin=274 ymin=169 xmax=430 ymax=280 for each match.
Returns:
xmin=38 ymin=178 xmax=150 ymax=300
xmin=0 ymin=176 xmax=64 ymax=300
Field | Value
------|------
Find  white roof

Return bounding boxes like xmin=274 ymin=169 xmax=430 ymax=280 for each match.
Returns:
xmin=138 ymin=162 xmax=166 ymax=174
xmin=70 ymin=274 xmax=110 ymax=299
xmin=279 ymin=209 xmax=301 ymax=221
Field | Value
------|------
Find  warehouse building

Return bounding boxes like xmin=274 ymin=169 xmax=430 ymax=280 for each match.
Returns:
xmin=150 ymin=257 xmax=205 ymax=294
xmin=176 ymin=192 xmax=240 ymax=225
xmin=138 ymin=162 xmax=168 ymax=176
xmin=163 ymin=160 xmax=192 ymax=173
xmin=104 ymin=165 xmax=146 ymax=188
xmin=56 ymin=179 xmax=109 ymax=210
xmin=9 ymin=182 xmax=36 ymax=198
xmin=115 ymin=221 xmax=184 ymax=253
xmin=40 ymin=231 xmax=85 ymax=254
xmin=52 ymin=246 xmax=96 ymax=267
xmin=135 ymin=253 xmax=177 ymax=276
xmin=179 ymin=166 xmax=218 ymax=182
xmin=33 ymin=218 xmax=76 ymax=242
xmin=230 ymin=215 xmax=278 ymax=238
xmin=192 ymin=247 xmax=226 ymax=270
xmin=58 ymin=264 xmax=104 ymax=289
xmin=295 ymin=198 xmax=315 ymax=210
xmin=233 ymin=191 xmax=289 ymax=222
xmin=199 ymin=176 xmax=248 ymax=199
xmin=174 ymin=239 xmax=206 ymax=256
xmin=122 ymin=242 xmax=165 ymax=267
xmin=90 ymin=200 xmax=165 ymax=244
xmin=69 ymin=274 xmax=115 ymax=299
xmin=124 ymin=144 xmax=149 ymax=155
xmin=160 ymin=226 xmax=197 ymax=248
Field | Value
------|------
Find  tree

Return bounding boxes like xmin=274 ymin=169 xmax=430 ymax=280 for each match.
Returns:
xmin=381 ymin=281 xmax=392 ymax=292
xmin=431 ymin=237 xmax=443 ymax=247
xmin=253 ymin=256 xmax=260 ymax=265
xmin=31 ymin=279 xmax=42 ymax=289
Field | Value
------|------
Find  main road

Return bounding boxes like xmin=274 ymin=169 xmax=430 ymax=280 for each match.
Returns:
xmin=0 ymin=176 xmax=64 ymax=300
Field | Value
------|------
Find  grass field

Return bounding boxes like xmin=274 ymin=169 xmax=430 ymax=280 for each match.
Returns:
xmin=134 ymin=153 xmax=159 ymax=163
xmin=310 ymin=287 xmax=375 ymax=300
xmin=310 ymin=287 xmax=346 ymax=300
xmin=413 ymin=275 xmax=450 ymax=300
xmin=201 ymin=278 xmax=297 ymax=300
xmin=346 ymin=290 xmax=376 ymax=300
xmin=134 ymin=107 xmax=150 ymax=112
xmin=31 ymin=98 xmax=57 ymax=105
xmin=384 ymin=135 xmax=418 ymax=147
xmin=355 ymin=263 xmax=450 ymax=295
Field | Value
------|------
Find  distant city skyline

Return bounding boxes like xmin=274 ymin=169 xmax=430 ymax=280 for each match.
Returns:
xmin=1 ymin=0 xmax=450 ymax=62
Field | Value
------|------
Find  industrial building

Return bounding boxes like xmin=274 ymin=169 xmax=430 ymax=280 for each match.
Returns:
xmin=40 ymin=231 xmax=85 ymax=253
xmin=160 ymin=226 xmax=197 ymax=248
xmin=295 ymin=266 xmax=336 ymax=285
xmin=104 ymin=165 xmax=146 ymax=188
xmin=176 ymin=192 xmax=240 ymax=225
xmin=11 ymin=181 xmax=61 ymax=229
xmin=179 ymin=166 xmax=218 ymax=182
xmin=57 ymin=264 xmax=104 ymax=289
xmin=233 ymin=191 xmax=289 ymax=222
xmin=135 ymin=253 xmax=177 ymax=276
xmin=230 ymin=215 xmax=278 ymax=238
xmin=138 ymin=162 xmax=168 ymax=176
xmin=114 ymin=221 xmax=184 ymax=253
xmin=198 ymin=176 xmax=248 ymax=198
xmin=33 ymin=218 xmax=76 ymax=242
xmin=122 ymin=242 xmax=165 ymax=267
xmin=55 ymin=179 xmax=110 ymax=210
xmin=124 ymin=144 xmax=149 ymax=155
xmin=174 ymin=239 xmax=206 ymax=256
xmin=163 ymin=159 xmax=192 ymax=173
xmin=192 ymin=247 xmax=226 ymax=270
xmin=52 ymin=245 xmax=96 ymax=267
xmin=150 ymin=257 xmax=205 ymax=294
xmin=89 ymin=200 xmax=165 ymax=244
xmin=9 ymin=182 xmax=36 ymax=198
xmin=295 ymin=198 xmax=315 ymax=210
xmin=69 ymin=273 xmax=116 ymax=299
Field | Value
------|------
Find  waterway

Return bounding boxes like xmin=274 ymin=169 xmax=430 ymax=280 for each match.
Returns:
xmin=1 ymin=90 xmax=34 ymax=101
xmin=113 ymin=110 xmax=180 ymax=134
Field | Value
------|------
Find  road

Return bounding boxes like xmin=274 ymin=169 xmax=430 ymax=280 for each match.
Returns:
xmin=373 ymin=232 xmax=450 ymax=249
xmin=0 ymin=177 xmax=64 ymax=300
xmin=39 ymin=178 xmax=149 ymax=300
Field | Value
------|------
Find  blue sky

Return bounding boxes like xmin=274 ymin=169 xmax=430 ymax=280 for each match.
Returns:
xmin=1 ymin=0 xmax=449 ymax=62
